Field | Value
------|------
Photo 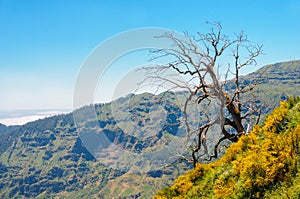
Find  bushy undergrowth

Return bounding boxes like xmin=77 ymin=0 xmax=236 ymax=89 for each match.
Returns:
xmin=154 ymin=98 xmax=300 ymax=199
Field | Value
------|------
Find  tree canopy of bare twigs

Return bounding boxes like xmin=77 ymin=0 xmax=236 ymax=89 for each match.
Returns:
xmin=142 ymin=22 xmax=263 ymax=167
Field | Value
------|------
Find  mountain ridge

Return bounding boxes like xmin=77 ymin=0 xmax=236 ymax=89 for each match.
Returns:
xmin=0 ymin=60 xmax=299 ymax=198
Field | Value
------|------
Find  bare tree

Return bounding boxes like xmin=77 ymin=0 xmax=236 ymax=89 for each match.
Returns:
xmin=142 ymin=22 xmax=263 ymax=167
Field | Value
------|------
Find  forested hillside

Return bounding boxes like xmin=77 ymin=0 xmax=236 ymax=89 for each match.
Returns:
xmin=0 ymin=60 xmax=299 ymax=198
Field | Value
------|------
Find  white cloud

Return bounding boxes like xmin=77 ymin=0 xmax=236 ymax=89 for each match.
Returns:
xmin=0 ymin=110 xmax=71 ymax=126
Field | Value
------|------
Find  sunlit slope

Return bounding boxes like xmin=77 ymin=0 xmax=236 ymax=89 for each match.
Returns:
xmin=154 ymin=98 xmax=300 ymax=198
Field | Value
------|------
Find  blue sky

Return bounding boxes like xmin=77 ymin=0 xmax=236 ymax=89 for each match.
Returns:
xmin=0 ymin=0 xmax=300 ymax=110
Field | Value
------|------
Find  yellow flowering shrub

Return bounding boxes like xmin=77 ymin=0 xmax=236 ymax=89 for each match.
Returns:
xmin=154 ymin=98 xmax=300 ymax=199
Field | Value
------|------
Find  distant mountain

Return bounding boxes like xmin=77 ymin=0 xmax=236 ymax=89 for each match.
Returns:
xmin=247 ymin=60 xmax=300 ymax=114
xmin=0 ymin=60 xmax=299 ymax=198
xmin=0 ymin=95 xmax=188 ymax=198
xmin=254 ymin=60 xmax=300 ymax=79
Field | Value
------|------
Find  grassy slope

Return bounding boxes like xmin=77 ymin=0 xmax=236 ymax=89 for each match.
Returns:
xmin=154 ymin=98 xmax=300 ymax=199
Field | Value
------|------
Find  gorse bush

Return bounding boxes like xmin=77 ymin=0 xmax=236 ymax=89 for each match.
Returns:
xmin=154 ymin=98 xmax=300 ymax=199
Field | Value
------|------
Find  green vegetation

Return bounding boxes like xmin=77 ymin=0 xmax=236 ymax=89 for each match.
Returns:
xmin=0 ymin=60 xmax=299 ymax=198
xmin=154 ymin=98 xmax=300 ymax=198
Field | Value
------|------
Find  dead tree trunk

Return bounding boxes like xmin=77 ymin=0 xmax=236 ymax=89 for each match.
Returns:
xmin=143 ymin=22 xmax=263 ymax=165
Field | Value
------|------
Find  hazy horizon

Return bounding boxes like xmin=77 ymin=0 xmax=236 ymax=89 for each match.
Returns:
xmin=0 ymin=109 xmax=72 ymax=126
